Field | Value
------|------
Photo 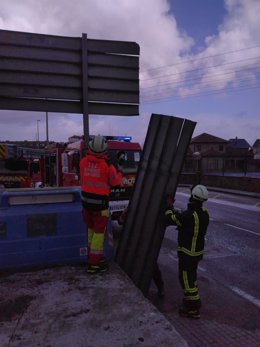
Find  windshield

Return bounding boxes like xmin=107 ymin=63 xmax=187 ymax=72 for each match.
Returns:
xmin=108 ymin=149 xmax=141 ymax=173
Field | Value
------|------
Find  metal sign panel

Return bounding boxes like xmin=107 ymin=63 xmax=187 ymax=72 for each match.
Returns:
xmin=0 ymin=29 xmax=139 ymax=116
xmin=115 ymin=114 xmax=196 ymax=296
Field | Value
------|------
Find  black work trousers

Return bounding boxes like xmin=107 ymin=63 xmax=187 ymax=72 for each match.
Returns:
xmin=178 ymin=255 xmax=201 ymax=310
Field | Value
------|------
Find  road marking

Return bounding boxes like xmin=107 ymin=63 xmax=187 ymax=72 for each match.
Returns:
xmin=205 ymin=253 xmax=237 ymax=259
xmin=225 ymin=223 xmax=259 ymax=236
xmin=177 ymin=191 xmax=260 ymax=212
xmin=229 ymin=286 xmax=260 ymax=309
xmin=198 ymin=266 xmax=206 ymax=272
xmin=212 ymin=193 xmax=222 ymax=199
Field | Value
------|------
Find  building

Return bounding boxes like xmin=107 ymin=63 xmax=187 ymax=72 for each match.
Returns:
xmin=184 ymin=133 xmax=228 ymax=174
xmin=252 ymin=139 xmax=260 ymax=159
xmin=183 ymin=133 xmax=257 ymax=176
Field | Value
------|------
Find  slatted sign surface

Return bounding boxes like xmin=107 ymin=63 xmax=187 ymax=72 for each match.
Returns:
xmin=0 ymin=29 xmax=139 ymax=116
xmin=116 ymin=114 xmax=196 ymax=296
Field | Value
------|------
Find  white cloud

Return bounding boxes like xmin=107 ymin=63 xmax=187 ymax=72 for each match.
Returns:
xmin=177 ymin=0 xmax=260 ymax=97
xmin=0 ymin=0 xmax=259 ymax=146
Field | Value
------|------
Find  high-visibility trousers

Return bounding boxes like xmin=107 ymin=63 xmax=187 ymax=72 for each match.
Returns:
xmin=82 ymin=208 xmax=109 ymax=265
xmin=178 ymin=256 xmax=201 ymax=310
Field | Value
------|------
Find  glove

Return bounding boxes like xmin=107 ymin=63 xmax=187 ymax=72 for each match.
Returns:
xmin=165 ymin=194 xmax=175 ymax=210
xmin=164 ymin=209 xmax=174 ymax=226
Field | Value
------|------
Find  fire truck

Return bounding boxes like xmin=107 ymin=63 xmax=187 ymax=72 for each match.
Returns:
xmin=0 ymin=143 xmax=44 ymax=188
xmin=55 ymin=136 xmax=142 ymax=218
xmin=1 ymin=137 xmax=141 ymax=217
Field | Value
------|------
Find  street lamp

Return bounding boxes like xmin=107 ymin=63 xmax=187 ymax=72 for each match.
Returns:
xmin=46 ymin=111 xmax=49 ymax=143
xmin=36 ymin=119 xmax=40 ymax=148
xmin=193 ymin=151 xmax=201 ymax=184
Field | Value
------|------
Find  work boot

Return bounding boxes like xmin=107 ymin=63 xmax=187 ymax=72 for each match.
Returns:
xmin=87 ymin=264 xmax=100 ymax=274
xmin=87 ymin=261 xmax=109 ymax=274
xmin=98 ymin=260 xmax=109 ymax=273
xmin=179 ymin=307 xmax=200 ymax=319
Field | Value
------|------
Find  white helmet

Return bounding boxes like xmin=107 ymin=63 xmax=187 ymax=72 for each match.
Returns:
xmin=35 ymin=182 xmax=43 ymax=188
xmin=191 ymin=185 xmax=208 ymax=201
xmin=88 ymin=135 xmax=107 ymax=154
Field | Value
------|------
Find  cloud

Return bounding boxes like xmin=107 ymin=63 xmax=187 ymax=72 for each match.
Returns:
xmin=176 ymin=0 xmax=260 ymax=97
xmin=0 ymin=0 xmax=259 ymax=146
xmin=1 ymin=0 xmax=194 ymax=143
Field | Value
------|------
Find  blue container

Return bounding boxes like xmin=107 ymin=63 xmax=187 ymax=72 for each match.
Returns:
xmin=0 ymin=187 xmax=113 ymax=270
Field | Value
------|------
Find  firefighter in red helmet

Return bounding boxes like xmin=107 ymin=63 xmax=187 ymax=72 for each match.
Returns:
xmin=80 ymin=135 xmax=122 ymax=274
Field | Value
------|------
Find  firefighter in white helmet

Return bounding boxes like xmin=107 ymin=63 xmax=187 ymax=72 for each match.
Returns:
xmin=164 ymin=184 xmax=209 ymax=319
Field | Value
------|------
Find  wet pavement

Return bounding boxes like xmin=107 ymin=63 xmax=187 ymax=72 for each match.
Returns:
xmin=0 ymin=263 xmax=188 ymax=347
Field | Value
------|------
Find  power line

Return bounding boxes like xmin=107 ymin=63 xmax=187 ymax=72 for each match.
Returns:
xmin=141 ymin=79 xmax=260 ymax=102
xmin=142 ymin=44 xmax=260 ymax=73
xmin=142 ymin=56 xmax=260 ymax=84
xmin=140 ymin=45 xmax=260 ymax=105
xmin=140 ymin=53 xmax=260 ymax=101
xmin=141 ymin=82 xmax=260 ymax=105
xmin=141 ymin=65 xmax=260 ymax=93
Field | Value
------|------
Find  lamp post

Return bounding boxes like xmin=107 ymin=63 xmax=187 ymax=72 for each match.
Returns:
xmin=36 ymin=119 xmax=40 ymax=148
xmin=193 ymin=151 xmax=201 ymax=184
xmin=46 ymin=111 xmax=49 ymax=143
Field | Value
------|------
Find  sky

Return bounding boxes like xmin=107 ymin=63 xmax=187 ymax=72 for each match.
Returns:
xmin=0 ymin=0 xmax=259 ymax=147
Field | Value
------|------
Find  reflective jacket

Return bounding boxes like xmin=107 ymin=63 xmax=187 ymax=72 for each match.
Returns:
xmin=80 ymin=152 xmax=122 ymax=210
xmin=165 ymin=201 xmax=209 ymax=259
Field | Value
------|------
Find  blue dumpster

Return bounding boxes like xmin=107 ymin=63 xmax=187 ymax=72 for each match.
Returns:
xmin=0 ymin=187 xmax=113 ymax=270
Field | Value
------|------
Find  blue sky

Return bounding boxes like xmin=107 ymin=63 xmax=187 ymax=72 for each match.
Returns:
xmin=0 ymin=0 xmax=259 ymax=146
xmin=169 ymin=0 xmax=226 ymax=49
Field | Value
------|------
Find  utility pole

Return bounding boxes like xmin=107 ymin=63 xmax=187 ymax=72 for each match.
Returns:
xmin=37 ymin=119 xmax=40 ymax=148
xmin=46 ymin=111 xmax=49 ymax=143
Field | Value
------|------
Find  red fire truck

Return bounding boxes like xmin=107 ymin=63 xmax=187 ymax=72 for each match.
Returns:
xmin=1 ymin=137 xmax=141 ymax=217
xmin=0 ymin=143 xmax=44 ymax=188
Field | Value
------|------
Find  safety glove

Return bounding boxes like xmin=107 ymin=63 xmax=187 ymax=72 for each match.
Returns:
xmin=165 ymin=194 xmax=175 ymax=210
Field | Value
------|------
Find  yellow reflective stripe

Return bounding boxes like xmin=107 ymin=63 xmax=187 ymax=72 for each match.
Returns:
xmin=177 ymin=211 xmax=203 ymax=256
xmin=88 ymin=228 xmax=94 ymax=244
xmin=191 ymin=211 xmax=199 ymax=253
xmin=165 ymin=210 xmax=182 ymax=227
xmin=183 ymin=271 xmax=190 ymax=291
xmin=177 ymin=246 xmax=203 ymax=256
xmin=91 ymin=233 xmax=104 ymax=251
xmin=173 ymin=214 xmax=182 ymax=227
xmin=101 ymin=209 xmax=109 ymax=217
xmin=184 ymin=287 xmax=198 ymax=293
xmin=185 ymin=295 xmax=200 ymax=301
